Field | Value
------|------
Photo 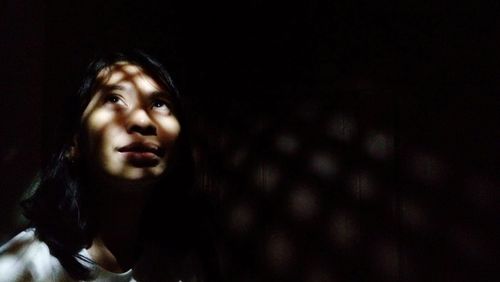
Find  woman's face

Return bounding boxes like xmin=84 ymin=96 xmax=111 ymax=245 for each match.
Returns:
xmin=80 ymin=62 xmax=181 ymax=186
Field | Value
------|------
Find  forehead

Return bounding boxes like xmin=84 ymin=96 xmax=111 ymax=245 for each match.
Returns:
xmin=96 ymin=62 xmax=164 ymax=93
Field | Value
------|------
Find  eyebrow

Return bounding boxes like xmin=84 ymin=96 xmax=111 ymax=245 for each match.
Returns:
xmin=150 ymin=91 xmax=172 ymax=100
xmin=100 ymin=84 xmax=127 ymax=92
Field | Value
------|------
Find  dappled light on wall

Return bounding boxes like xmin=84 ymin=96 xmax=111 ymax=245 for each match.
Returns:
xmin=188 ymin=83 xmax=498 ymax=282
xmin=328 ymin=209 xmax=360 ymax=249
xmin=326 ymin=113 xmax=357 ymax=142
xmin=227 ymin=201 xmax=256 ymax=236
xmin=265 ymin=230 xmax=296 ymax=274
xmin=308 ymin=151 xmax=338 ymax=180
xmin=364 ymin=131 xmax=394 ymax=160
xmin=288 ymin=185 xmax=319 ymax=222
xmin=347 ymin=170 xmax=376 ymax=201
xmin=274 ymin=132 xmax=301 ymax=156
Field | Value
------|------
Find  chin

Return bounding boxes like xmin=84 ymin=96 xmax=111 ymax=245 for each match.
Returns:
xmin=120 ymin=167 xmax=165 ymax=181
xmin=97 ymin=161 xmax=167 ymax=187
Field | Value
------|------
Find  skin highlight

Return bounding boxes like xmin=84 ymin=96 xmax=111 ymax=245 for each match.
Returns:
xmin=78 ymin=62 xmax=181 ymax=272
xmin=80 ymin=62 xmax=181 ymax=186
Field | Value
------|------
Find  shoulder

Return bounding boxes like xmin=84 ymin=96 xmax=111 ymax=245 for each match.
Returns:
xmin=0 ymin=228 xmax=38 ymax=252
xmin=0 ymin=228 xmax=68 ymax=282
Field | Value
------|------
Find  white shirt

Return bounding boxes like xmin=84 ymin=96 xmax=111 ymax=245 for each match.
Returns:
xmin=0 ymin=229 xmax=136 ymax=282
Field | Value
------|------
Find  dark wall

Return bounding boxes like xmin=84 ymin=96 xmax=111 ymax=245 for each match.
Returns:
xmin=1 ymin=1 xmax=498 ymax=281
xmin=0 ymin=0 xmax=44 ymax=238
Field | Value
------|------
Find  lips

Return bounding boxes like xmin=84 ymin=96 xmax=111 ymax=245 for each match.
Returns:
xmin=117 ymin=142 xmax=164 ymax=167
xmin=117 ymin=142 xmax=163 ymax=157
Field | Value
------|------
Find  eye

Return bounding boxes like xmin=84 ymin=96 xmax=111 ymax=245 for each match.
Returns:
xmin=104 ymin=94 xmax=127 ymax=108
xmin=152 ymin=99 xmax=172 ymax=114
xmin=105 ymin=94 xmax=121 ymax=104
xmin=152 ymin=99 xmax=166 ymax=108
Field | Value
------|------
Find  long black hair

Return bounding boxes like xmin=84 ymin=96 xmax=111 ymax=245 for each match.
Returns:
xmin=21 ymin=50 xmax=220 ymax=281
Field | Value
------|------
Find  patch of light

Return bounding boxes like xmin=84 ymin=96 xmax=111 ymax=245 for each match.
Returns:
xmin=328 ymin=210 xmax=359 ymax=248
xmin=265 ymin=231 xmax=295 ymax=272
xmin=0 ymin=255 xmax=25 ymax=281
xmin=275 ymin=133 xmax=300 ymax=155
xmin=227 ymin=202 xmax=255 ymax=235
xmin=365 ymin=131 xmax=394 ymax=160
xmin=326 ymin=113 xmax=357 ymax=142
xmin=308 ymin=152 xmax=338 ymax=179
xmin=289 ymin=186 xmax=319 ymax=221
xmin=253 ymin=163 xmax=281 ymax=193
xmin=347 ymin=171 xmax=376 ymax=201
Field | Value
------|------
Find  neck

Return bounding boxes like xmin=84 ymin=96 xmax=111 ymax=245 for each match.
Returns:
xmin=87 ymin=182 xmax=153 ymax=272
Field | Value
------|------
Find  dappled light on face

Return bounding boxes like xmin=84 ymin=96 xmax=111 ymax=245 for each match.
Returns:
xmin=106 ymin=69 xmax=125 ymax=84
xmin=116 ymin=63 xmax=141 ymax=76
xmin=364 ymin=131 xmax=394 ymax=160
xmin=265 ymin=231 xmax=295 ymax=273
xmin=326 ymin=113 xmax=357 ymax=142
xmin=83 ymin=105 xmax=114 ymax=132
xmin=97 ymin=62 xmax=144 ymax=89
xmin=81 ymin=62 xmax=180 ymax=184
xmin=308 ymin=151 xmax=338 ymax=179
xmin=84 ymin=121 xmax=144 ymax=182
xmin=347 ymin=171 xmax=376 ymax=201
xmin=274 ymin=132 xmax=300 ymax=155
xmin=328 ymin=210 xmax=359 ymax=249
xmin=288 ymin=186 xmax=319 ymax=222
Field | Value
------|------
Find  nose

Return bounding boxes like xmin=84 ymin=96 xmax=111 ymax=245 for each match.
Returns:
xmin=126 ymin=108 xmax=157 ymax=136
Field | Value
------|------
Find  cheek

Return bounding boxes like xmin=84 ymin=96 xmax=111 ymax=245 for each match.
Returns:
xmin=157 ymin=118 xmax=181 ymax=148
xmin=86 ymin=109 xmax=114 ymax=131
xmin=83 ymin=110 xmax=117 ymax=154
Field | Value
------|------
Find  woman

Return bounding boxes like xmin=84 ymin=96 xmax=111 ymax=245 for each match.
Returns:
xmin=0 ymin=50 xmax=220 ymax=281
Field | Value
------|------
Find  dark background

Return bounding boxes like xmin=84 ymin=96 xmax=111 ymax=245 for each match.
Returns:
xmin=1 ymin=1 xmax=498 ymax=281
